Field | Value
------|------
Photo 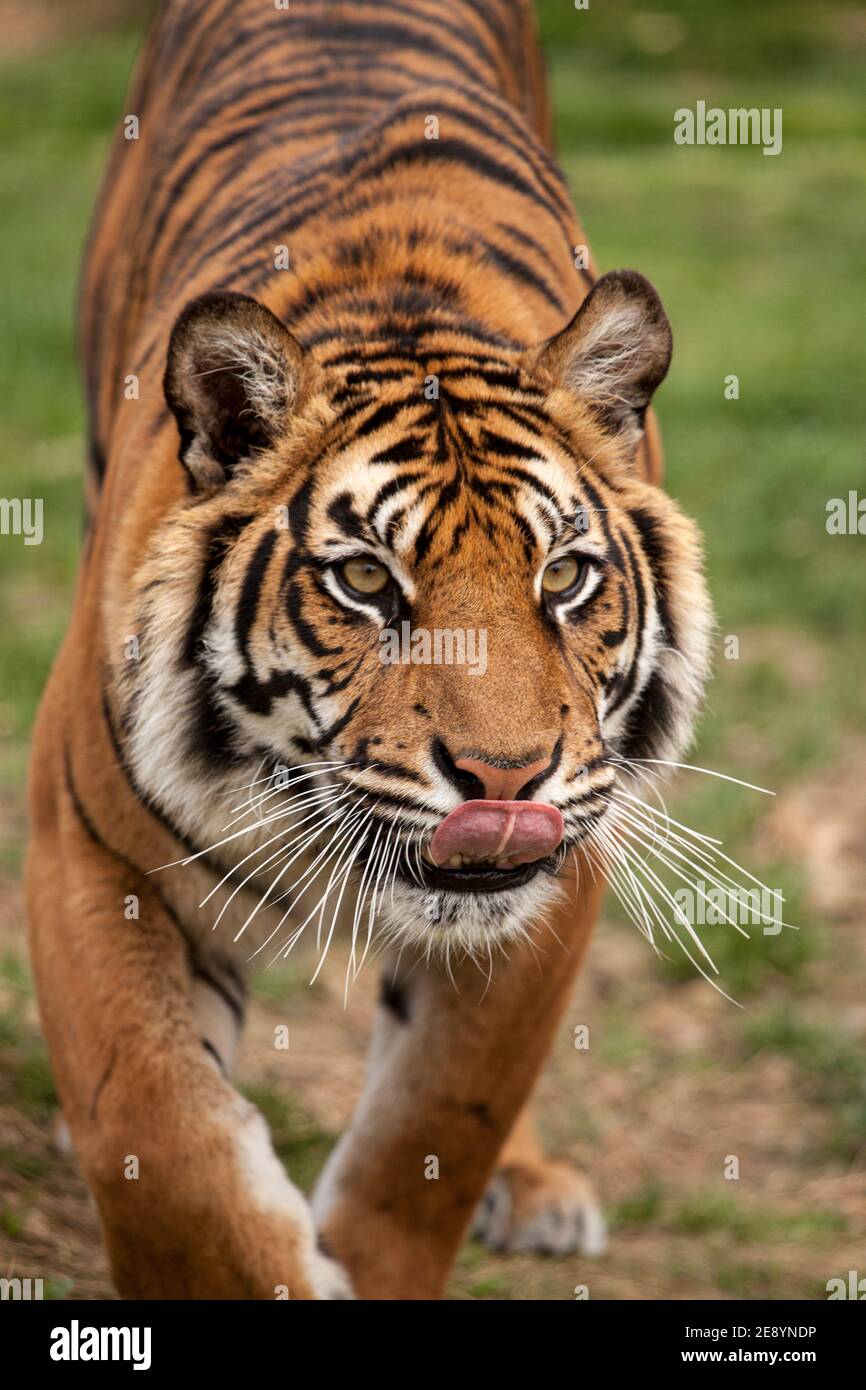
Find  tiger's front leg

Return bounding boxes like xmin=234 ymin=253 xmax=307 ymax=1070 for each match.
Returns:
xmin=313 ymin=872 xmax=605 ymax=1299
xmin=26 ymin=771 xmax=351 ymax=1301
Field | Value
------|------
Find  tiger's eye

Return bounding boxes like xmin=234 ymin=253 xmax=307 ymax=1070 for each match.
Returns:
xmin=340 ymin=556 xmax=390 ymax=595
xmin=541 ymin=555 xmax=580 ymax=594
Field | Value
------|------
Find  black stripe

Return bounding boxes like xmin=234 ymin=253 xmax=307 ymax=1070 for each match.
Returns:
xmin=380 ymin=973 xmax=410 ymax=1023
xmin=183 ymin=514 xmax=252 ymax=667
xmin=235 ymin=528 xmax=279 ymax=663
xmin=628 ymin=507 xmax=675 ymax=644
xmin=620 ymin=670 xmax=676 ymax=761
xmin=607 ymin=523 xmax=648 ymax=718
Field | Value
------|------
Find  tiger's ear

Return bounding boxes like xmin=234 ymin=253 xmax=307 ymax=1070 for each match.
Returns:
xmin=535 ymin=270 xmax=672 ymax=452
xmin=164 ymin=291 xmax=306 ymax=489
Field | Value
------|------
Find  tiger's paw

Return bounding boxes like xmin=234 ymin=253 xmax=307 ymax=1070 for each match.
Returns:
xmin=471 ymin=1160 xmax=606 ymax=1257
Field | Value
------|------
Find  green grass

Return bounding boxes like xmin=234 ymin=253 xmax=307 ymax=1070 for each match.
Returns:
xmin=0 ymin=1145 xmax=51 ymax=1181
xmin=0 ymin=28 xmax=143 ymax=792
xmin=0 ymin=1009 xmax=23 ymax=1048
xmin=537 ymin=0 xmax=866 ymax=84
xmin=0 ymin=31 xmax=143 ymax=441
xmin=0 ymin=1206 xmax=24 ymax=1238
xmin=670 ymin=1192 xmax=847 ymax=1242
xmin=714 ymin=1262 xmax=789 ymax=1299
xmin=744 ymin=1008 xmax=866 ymax=1159
xmin=609 ymin=1181 xmax=665 ymax=1229
xmin=0 ymin=950 xmax=33 ymax=999
xmin=12 ymin=1044 xmax=58 ymax=1118
xmin=466 ymin=1276 xmax=512 ymax=1299
xmin=43 ymin=1277 xmax=76 ymax=1301
xmin=609 ymin=1182 xmax=846 ymax=1242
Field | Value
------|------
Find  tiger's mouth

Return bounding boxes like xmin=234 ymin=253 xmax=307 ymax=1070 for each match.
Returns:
xmin=399 ymin=797 xmax=565 ymax=896
xmin=397 ymin=852 xmax=558 ymax=895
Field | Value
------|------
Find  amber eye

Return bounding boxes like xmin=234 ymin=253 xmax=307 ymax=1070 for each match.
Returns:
xmin=339 ymin=556 xmax=390 ymax=596
xmin=541 ymin=555 xmax=581 ymax=594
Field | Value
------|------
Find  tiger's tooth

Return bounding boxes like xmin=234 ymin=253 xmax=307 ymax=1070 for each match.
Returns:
xmin=448 ymin=854 xmax=462 ymax=868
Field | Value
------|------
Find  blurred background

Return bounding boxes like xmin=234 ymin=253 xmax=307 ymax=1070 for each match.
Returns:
xmin=0 ymin=0 xmax=863 ymax=1298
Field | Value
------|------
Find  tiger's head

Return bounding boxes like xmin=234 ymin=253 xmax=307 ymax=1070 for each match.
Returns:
xmin=119 ymin=271 xmax=712 ymax=955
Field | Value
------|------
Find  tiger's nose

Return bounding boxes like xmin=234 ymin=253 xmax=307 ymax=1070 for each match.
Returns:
xmin=452 ymin=753 xmax=553 ymax=802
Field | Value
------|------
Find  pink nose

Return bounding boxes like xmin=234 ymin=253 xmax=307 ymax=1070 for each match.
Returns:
xmin=430 ymin=800 xmax=563 ymax=868
xmin=454 ymin=754 xmax=551 ymax=802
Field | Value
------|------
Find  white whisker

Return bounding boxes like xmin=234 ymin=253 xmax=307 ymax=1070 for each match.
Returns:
xmin=200 ymin=788 xmax=347 ymax=909
xmin=612 ymin=796 xmax=792 ymax=923
xmin=611 ymin=756 xmax=774 ymax=798
xmin=243 ymin=799 xmax=370 ymax=953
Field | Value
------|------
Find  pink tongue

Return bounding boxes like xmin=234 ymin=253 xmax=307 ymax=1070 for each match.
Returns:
xmin=430 ymin=800 xmax=563 ymax=868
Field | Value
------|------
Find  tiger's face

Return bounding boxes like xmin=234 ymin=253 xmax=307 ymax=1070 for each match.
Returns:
xmin=120 ymin=272 xmax=712 ymax=954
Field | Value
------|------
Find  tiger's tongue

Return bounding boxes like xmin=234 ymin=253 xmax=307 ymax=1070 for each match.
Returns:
xmin=429 ymin=801 xmax=563 ymax=868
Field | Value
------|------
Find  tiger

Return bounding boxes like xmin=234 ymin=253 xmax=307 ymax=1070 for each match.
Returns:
xmin=26 ymin=0 xmax=712 ymax=1300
